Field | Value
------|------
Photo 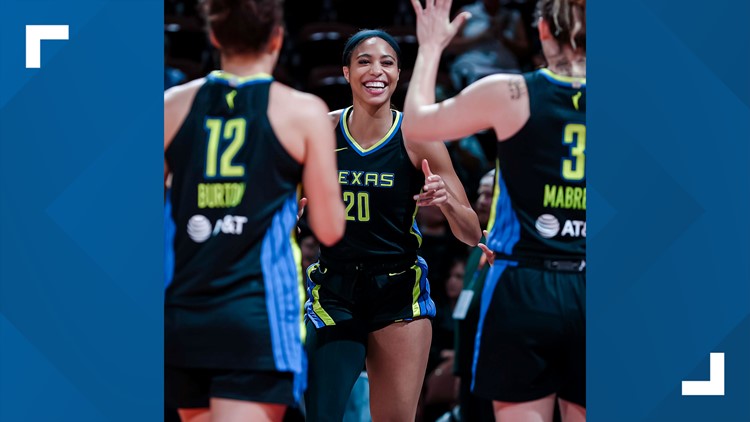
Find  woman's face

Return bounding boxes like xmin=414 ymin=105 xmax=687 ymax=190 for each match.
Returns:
xmin=343 ymin=37 xmax=400 ymax=108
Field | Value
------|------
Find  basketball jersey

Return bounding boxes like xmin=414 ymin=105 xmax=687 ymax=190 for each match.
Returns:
xmin=486 ymin=68 xmax=586 ymax=260
xmin=320 ymin=107 xmax=423 ymax=262
xmin=165 ymin=71 xmax=303 ymax=308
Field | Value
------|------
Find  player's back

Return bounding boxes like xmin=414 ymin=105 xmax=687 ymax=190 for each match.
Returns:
xmin=165 ymin=71 xmax=303 ymax=307
xmin=488 ymin=68 xmax=586 ymax=260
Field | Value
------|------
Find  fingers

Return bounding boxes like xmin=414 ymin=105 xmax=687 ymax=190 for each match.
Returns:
xmin=416 ymin=163 xmax=446 ymax=206
xmin=479 ymin=230 xmax=494 ymax=266
xmin=421 ymin=158 xmax=433 ymax=177
xmin=452 ymin=11 xmax=472 ymax=32
xmin=410 ymin=0 xmax=423 ymax=16
xmin=423 ymin=176 xmax=444 ymax=192
xmin=297 ymin=197 xmax=308 ymax=219
xmin=413 ymin=188 xmax=448 ymax=206
xmin=478 ymin=243 xmax=495 ymax=267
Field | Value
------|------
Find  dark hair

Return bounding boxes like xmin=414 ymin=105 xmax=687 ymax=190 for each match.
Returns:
xmin=537 ymin=0 xmax=586 ymax=51
xmin=202 ymin=0 xmax=283 ymax=56
xmin=341 ymin=29 xmax=402 ymax=68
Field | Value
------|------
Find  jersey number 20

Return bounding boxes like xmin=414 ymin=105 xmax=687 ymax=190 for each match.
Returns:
xmin=562 ymin=123 xmax=586 ymax=181
xmin=343 ymin=191 xmax=370 ymax=222
xmin=204 ymin=118 xmax=246 ymax=178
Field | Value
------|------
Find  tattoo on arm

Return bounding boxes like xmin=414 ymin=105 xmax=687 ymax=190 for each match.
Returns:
xmin=508 ymin=79 xmax=525 ymax=100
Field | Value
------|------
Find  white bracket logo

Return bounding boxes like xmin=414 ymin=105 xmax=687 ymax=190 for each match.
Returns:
xmin=26 ymin=25 xmax=69 ymax=68
xmin=681 ymin=352 xmax=725 ymax=396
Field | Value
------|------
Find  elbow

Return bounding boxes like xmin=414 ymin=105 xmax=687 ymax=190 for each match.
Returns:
xmin=463 ymin=215 xmax=483 ymax=246
xmin=315 ymin=209 xmax=346 ymax=247
xmin=468 ymin=230 xmax=482 ymax=247
xmin=318 ymin=224 xmax=344 ymax=247
xmin=458 ymin=228 xmax=482 ymax=247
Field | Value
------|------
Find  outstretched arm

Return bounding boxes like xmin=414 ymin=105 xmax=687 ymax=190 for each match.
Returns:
xmin=402 ymin=0 xmax=528 ymax=142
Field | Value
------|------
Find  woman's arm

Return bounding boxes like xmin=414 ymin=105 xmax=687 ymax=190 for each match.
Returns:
xmin=164 ymin=78 xmax=204 ymax=185
xmin=402 ymin=0 xmax=528 ymax=142
xmin=407 ymin=140 xmax=481 ymax=246
xmin=298 ymin=97 xmax=346 ymax=246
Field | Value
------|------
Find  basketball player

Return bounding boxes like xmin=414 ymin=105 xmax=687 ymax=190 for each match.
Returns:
xmin=303 ymin=29 xmax=482 ymax=422
xmin=403 ymin=0 xmax=586 ymax=421
xmin=163 ymin=0 xmax=345 ymax=420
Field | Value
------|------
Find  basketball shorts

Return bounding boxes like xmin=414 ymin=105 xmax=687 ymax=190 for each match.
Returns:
xmin=165 ymin=366 xmax=296 ymax=408
xmin=304 ymin=255 xmax=436 ymax=332
xmin=472 ymin=260 xmax=586 ymax=406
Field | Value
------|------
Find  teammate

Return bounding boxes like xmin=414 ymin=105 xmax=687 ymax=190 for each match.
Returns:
xmin=303 ymin=29 xmax=481 ymax=422
xmin=163 ymin=0 xmax=345 ymax=420
xmin=403 ymin=0 xmax=586 ymax=421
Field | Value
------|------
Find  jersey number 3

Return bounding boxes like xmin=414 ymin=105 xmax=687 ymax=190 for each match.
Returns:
xmin=562 ymin=123 xmax=586 ymax=181
xmin=204 ymin=118 xmax=246 ymax=178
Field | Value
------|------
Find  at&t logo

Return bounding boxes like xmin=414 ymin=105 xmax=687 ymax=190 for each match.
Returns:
xmin=187 ymin=215 xmax=248 ymax=243
xmin=535 ymin=214 xmax=586 ymax=238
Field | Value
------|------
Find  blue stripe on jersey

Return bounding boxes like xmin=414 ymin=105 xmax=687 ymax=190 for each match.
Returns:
xmin=304 ymin=265 xmax=327 ymax=329
xmin=416 ymin=256 xmax=436 ymax=317
xmin=164 ymin=190 xmax=176 ymax=289
xmin=471 ymin=260 xmax=511 ymax=391
xmin=486 ymin=170 xmax=521 ymax=255
xmin=260 ymin=194 xmax=304 ymax=378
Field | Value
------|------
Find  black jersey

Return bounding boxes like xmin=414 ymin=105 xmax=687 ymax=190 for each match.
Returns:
xmin=320 ymin=107 xmax=423 ymax=262
xmin=486 ymin=69 xmax=586 ymax=260
xmin=165 ymin=71 xmax=302 ymax=309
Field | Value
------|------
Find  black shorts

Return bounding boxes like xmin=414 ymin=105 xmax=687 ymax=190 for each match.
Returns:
xmin=165 ymin=276 xmax=305 ymax=368
xmin=165 ymin=277 xmax=306 ymax=403
xmin=472 ymin=261 xmax=585 ymax=407
xmin=304 ymin=255 xmax=435 ymax=331
xmin=165 ymin=366 xmax=296 ymax=408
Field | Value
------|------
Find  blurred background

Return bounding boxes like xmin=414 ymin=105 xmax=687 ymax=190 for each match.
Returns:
xmin=165 ymin=0 xmax=543 ymax=110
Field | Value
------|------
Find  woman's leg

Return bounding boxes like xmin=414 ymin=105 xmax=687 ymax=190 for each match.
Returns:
xmin=558 ymin=398 xmax=586 ymax=422
xmin=367 ymin=319 xmax=432 ymax=422
xmin=209 ymin=398 xmax=285 ymax=422
xmin=305 ymin=320 xmax=368 ymax=422
xmin=493 ymin=395 xmax=556 ymax=422
xmin=177 ymin=408 xmax=210 ymax=422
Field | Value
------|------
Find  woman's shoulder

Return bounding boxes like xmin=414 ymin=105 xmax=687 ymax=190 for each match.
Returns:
xmin=328 ymin=108 xmax=347 ymax=127
xmin=164 ymin=77 xmax=205 ymax=106
xmin=270 ymin=82 xmax=330 ymax=120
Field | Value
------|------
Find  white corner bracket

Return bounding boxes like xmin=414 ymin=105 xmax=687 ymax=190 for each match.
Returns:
xmin=26 ymin=25 xmax=69 ymax=68
xmin=681 ymin=352 xmax=725 ymax=396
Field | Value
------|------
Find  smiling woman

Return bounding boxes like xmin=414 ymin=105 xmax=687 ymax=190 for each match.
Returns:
xmin=302 ymin=28 xmax=482 ymax=422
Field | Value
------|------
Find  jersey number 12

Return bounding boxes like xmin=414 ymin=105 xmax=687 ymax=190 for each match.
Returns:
xmin=204 ymin=117 xmax=247 ymax=178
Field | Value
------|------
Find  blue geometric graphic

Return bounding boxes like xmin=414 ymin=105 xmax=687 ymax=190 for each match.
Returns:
xmin=0 ymin=0 xmax=163 ymax=420
xmin=589 ymin=0 xmax=750 ymax=420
